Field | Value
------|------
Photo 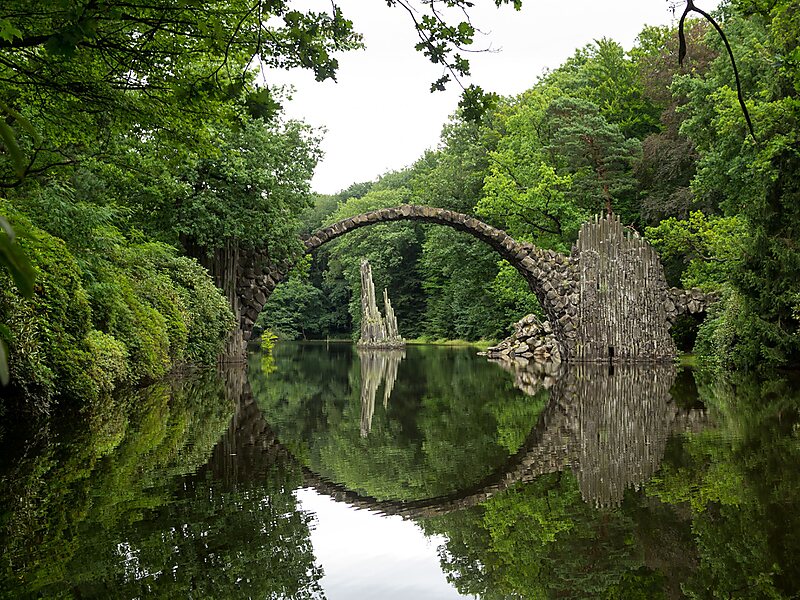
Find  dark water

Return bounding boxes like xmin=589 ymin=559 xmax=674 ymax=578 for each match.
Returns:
xmin=1 ymin=343 xmax=799 ymax=599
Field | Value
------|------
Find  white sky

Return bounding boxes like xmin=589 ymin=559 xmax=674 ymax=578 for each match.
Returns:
xmin=296 ymin=488 xmax=471 ymax=599
xmin=264 ymin=0 xmax=719 ymax=194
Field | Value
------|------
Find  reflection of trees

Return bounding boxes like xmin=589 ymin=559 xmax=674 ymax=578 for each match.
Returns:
xmin=423 ymin=368 xmax=800 ymax=599
xmin=358 ymin=348 xmax=405 ymax=436
xmin=417 ymin=360 xmax=698 ymax=599
xmin=0 ymin=367 xmax=324 ymax=599
xmin=252 ymin=343 xmax=545 ymax=502
xmin=647 ymin=375 xmax=800 ymax=599
xmin=252 ymin=346 xmax=707 ymax=516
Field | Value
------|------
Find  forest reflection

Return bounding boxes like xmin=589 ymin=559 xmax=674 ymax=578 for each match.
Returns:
xmin=292 ymin=351 xmax=709 ymax=511
xmin=3 ymin=345 xmax=798 ymax=599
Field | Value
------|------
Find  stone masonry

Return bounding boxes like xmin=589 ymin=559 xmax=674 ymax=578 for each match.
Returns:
xmin=232 ymin=205 xmax=715 ymax=362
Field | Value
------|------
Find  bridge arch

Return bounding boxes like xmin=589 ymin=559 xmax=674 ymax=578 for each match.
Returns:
xmin=233 ymin=207 xmax=716 ymax=362
xmin=238 ymin=204 xmax=576 ymax=353
xmin=221 ymin=363 xmax=706 ymax=517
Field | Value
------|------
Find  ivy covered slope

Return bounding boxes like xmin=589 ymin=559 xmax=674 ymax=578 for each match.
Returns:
xmin=264 ymin=0 xmax=800 ymax=370
xmin=0 ymin=200 xmax=235 ymax=413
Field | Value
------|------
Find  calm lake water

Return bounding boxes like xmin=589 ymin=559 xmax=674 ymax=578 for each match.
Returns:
xmin=1 ymin=342 xmax=799 ymax=599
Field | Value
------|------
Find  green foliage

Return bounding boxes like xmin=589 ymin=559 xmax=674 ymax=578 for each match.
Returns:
xmin=646 ymin=373 xmax=800 ymax=598
xmin=153 ymin=119 xmax=321 ymax=258
xmin=0 ymin=0 xmax=362 ymax=188
xmin=81 ymin=241 xmax=235 ymax=381
xmin=259 ymin=274 xmax=330 ymax=340
xmin=0 ymin=205 xmax=234 ymax=410
xmin=670 ymin=1 xmax=800 ymax=367
xmin=0 ymin=369 xmax=327 ymax=599
xmin=84 ymin=330 xmax=128 ymax=394
xmin=0 ymin=214 xmax=34 ymax=385
xmin=420 ymin=228 xmax=537 ymax=340
xmin=0 ymin=208 xmax=101 ymax=409
xmin=0 ymin=214 xmax=34 ymax=297
xmin=477 ymin=40 xmax=648 ymax=250
xmin=645 ymin=211 xmax=748 ymax=289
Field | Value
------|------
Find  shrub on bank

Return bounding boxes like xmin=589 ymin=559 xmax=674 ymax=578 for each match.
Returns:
xmin=0 ymin=206 xmax=234 ymax=413
xmin=0 ymin=212 xmax=100 ymax=411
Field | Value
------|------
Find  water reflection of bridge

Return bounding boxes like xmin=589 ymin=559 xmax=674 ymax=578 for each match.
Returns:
xmin=214 ymin=358 xmax=707 ymax=517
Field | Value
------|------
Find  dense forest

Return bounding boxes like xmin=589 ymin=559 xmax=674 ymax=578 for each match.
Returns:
xmin=0 ymin=0 xmax=362 ymax=413
xmin=262 ymin=0 xmax=800 ymax=375
xmin=1 ymin=0 xmax=799 ymax=417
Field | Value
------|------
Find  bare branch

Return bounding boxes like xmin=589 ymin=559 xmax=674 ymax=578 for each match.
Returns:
xmin=679 ymin=0 xmax=757 ymax=142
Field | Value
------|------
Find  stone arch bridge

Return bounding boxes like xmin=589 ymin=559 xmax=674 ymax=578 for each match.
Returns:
xmin=232 ymin=205 xmax=714 ymax=362
xmin=209 ymin=363 xmax=708 ymax=516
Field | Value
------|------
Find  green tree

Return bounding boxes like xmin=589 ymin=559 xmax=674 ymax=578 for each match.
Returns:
xmin=674 ymin=0 xmax=800 ymax=368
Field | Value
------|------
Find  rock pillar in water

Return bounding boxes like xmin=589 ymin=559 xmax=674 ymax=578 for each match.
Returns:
xmin=358 ymin=259 xmax=405 ymax=348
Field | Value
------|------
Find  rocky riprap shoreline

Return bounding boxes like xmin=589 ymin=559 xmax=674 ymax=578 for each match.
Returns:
xmin=480 ymin=314 xmax=563 ymax=364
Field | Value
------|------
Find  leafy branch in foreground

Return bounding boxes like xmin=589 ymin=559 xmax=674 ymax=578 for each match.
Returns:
xmin=0 ymin=222 xmax=34 ymax=384
xmin=387 ymin=0 xmax=521 ymax=120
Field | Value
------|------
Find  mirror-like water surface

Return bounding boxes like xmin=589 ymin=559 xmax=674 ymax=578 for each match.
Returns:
xmin=1 ymin=342 xmax=799 ymax=599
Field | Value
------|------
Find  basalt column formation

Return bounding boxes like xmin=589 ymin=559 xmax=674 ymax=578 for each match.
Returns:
xmin=358 ymin=259 xmax=405 ymax=349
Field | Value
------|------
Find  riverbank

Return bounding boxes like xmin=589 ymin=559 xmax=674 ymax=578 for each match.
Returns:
xmin=249 ymin=336 xmax=497 ymax=351
xmin=404 ymin=338 xmax=497 ymax=351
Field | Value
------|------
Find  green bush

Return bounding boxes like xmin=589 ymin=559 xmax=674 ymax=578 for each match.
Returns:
xmin=694 ymin=288 xmax=798 ymax=370
xmin=86 ymin=270 xmax=173 ymax=383
xmin=122 ymin=243 xmax=234 ymax=365
xmin=0 ymin=209 xmax=100 ymax=410
xmin=85 ymin=329 xmax=128 ymax=394
xmin=0 ymin=203 xmax=234 ymax=411
xmin=84 ymin=241 xmax=235 ymax=381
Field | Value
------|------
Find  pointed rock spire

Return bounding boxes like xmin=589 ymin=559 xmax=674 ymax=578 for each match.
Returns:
xmin=358 ymin=259 xmax=405 ymax=348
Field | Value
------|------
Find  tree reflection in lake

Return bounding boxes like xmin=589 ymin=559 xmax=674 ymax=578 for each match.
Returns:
xmin=257 ymin=354 xmax=707 ymax=517
xmin=418 ymin=364 xmax=800 ymax=600
xmin=0 ymin=367 xmax=325 ymax=600
xmin=1 ymin=343 xmax=798 ymax=599
xmin=251 ymin=343 xmax=546 ymax=502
